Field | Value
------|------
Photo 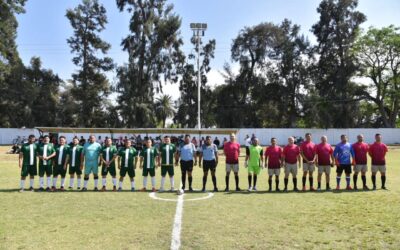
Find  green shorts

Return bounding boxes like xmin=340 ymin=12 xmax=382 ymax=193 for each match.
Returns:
xmin=143 ymin=167 xmax=156 ymax=177
xmin=248 ymin=165 xmax=261 ymax=175
xmin=39 ymin=164 xmax=52 ymax=176
xmin=120 ymin=166 xmax=135 ymax=178
xmin=68 ymin=165 xmax=82 ymax=175
xmin=53 ymin=164 xmax=67 ymax=177
xmin=161 ymin=165 xmax=174 ymax=176
xmin=21 ymin=164 xmax=37 ymax=177
xmin=84 ymin=165 xmax=99 ymax=175
xmin=101 ymin=165 xmax=116 ymax=177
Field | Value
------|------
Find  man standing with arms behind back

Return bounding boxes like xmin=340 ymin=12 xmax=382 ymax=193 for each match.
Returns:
xmin=223 ymin=133 xmax=241 ymax=192
xmin=300 ymin=133 xmax=317 ymax=191
xmin=352 ymin=134 xmax=369 ymax=190
xmin=333 ymin=135 xmax=354 ymax=190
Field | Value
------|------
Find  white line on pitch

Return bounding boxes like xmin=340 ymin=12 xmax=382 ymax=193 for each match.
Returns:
xmin=170 ymin=191 xmax=184 ymax=250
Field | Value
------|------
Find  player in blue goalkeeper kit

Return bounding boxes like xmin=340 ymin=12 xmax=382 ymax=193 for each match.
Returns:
xmin=333 ymin=135 xmax=355 ymax=190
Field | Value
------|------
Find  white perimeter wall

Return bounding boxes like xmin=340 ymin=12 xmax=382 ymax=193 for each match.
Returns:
xmin=1 ymin=128 xmax=399 ymax=145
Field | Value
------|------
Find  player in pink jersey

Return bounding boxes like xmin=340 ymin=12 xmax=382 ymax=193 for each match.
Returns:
xmin=315 ymin=136 xmax=335 ymax=191
xmin=369 ymin=134 xmax=388 ymax=190
xmin=223 ymin=133 xmax=241 ymax=192
xmin=352 ymin=134 xmax=370 ymax=190
xmin=300 ymin=133 xmax=317 ymax=191
xmin=264 ymin=138 xmax=283 ymax=192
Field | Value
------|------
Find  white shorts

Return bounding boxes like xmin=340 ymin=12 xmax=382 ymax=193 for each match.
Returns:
xmin=284 ymin=163 xmax=298 ymax=176
xmin=303 ymin=163 xmax=315 ymax=172
xmin=354 ymin=164 xmax=368 ymax=173
xmin=371 ymin=165 xmax=386 ymax=174
xmin=318 ymin=165 xmax=331 ymax=175
xmin=268 ymin=168 xmax=280 ymax=176
xmin=226 ymin=163 xmax=239 ymax=173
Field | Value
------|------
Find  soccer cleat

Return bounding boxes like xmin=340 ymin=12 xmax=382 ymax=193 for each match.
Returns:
xmin=201 ymin=188 xmax=206 ymax=192
xmin=224 ymin=187 xmax=229 ymax=192
xmin=81 ymin=187 xmax=87 ymax=191
xmin=317 ymin=187 xmax=321 ymax=192
xmin=117 ymin=187 xmax=122 ymax=192
xmin=140 ymin=188 xmax=147 ymax=192
xmin=51 ymin=186 xmax=56 ymax=192
xmin=302 ymin=186 xmax=307 ymax=191
xmin=151 ymin=187 xmax=157 ymax=192
xmin=101 ymin=186 xmax=106 ymax=192
xmin=354 ymin=186 xmax=358 ymax=191
xmin=93 ymin=187 xmax=98 ymax=191
xmin=276 ymin=188 xmax=281 ymax=192
xmin=19 ymin=188 xmax=24 ymax=193
xmin=77 ymin=187 xmax=81 ymax=190
xmin=68 ymin=186 xmax=73 ymax=190
xmin=252 ymin=187 xmax=257 ymax=191
xmin=131 ymin=188 xmax=135 ymax=192
xmin=346 ymin=186 xmax=353 ymax=190
xmin=363 ymin=185 xmax=369 ymax=190
xmin=159 ymin=188 xmax=164 ymax=193
xmin=268 ymin=188 xmax=272 ymax=192
xmin=326 ymin=186 xmax=331 ymax=191
xmin=283 ymin=188 xmax=288 ymax=192
xmin=336 ymin=186 xmax=340 ymax=190
xmin=38 ymin=187 xmax=44 ymax=192
xmin=372 ymin=186 xmax=377 ymax=190
xmin=29 ymin=187 xmax=35 ymax=192
xmin=382 ymin=186 xmax=387 ymax=190
xmin=60 ymin=186 xmax=65 ymax=191
xmin=113 ymin=186 xmax=117 ymax=192
xmin=235 ymin=187 xmax=241 ymax=192
xmin=310 ymin=187 xmax=316 ymax=191
xmin=213 ymin=187 xmax=218 ymax=192
xmin=188 ymin=187 xmax=193 ymax=192
xmin=46 ymin=187 xmax=51 ymax=192
xmin=248 ymin=187 xmax=252 ymax=192
xmin=170 ymin=187 xmax=175 ymax=192
xmin=293 ymin=187 xmax=299 ymax=192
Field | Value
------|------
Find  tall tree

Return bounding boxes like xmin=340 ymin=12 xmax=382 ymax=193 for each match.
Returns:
xmin=155 ymin=94 xmax=175 ymax=128
xmin=354 ymin=26 xmax=400 ymax=128
xmin=0 ymin=0 xmax=26 ymax=127
xmin=311 ymin=0 xmax=366 ymax=128
xmin=66 ymin=0 xmax=114 ymax=127
xmin=116 ymin=0 xmax=184 ymax=127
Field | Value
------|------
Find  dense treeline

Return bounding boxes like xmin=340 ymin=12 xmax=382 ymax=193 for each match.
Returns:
xmin=0 ymin=0 xmax=399 ymax=128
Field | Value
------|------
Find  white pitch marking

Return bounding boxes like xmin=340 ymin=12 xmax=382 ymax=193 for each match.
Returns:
xmin=170 ymin=192 xmax=184 ymax=250
xmin=148 ymin=191 xmax=214 ymax=250
xmin=148 ymin=192 xmax=214 ymax=202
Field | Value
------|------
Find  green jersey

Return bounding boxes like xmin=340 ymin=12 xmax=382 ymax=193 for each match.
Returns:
xmin=101 ymin=145 xmax=118 ymax=167
xmin=37 ymin=143 xmax=56 ymax=166
xmin=20 ymin=143 xmax=38 ymax=166
xmin=249 ymin=145 xmax=263 ymax=167
xmin=55 ymin=144 xmax=70 ymax=166
xmin=67 ymin=144 xmax=83 ymax=167
xmin=159 ymin=143 xmax=176 ymax=166
xmin=140 ymin=146 xmax=159 ymax=169
xmin=118 ymin=147 xmax=137 ymax=168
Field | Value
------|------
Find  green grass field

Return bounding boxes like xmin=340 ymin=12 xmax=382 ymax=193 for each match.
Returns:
xmin=1 ymin=145 xmax=400 ymax=250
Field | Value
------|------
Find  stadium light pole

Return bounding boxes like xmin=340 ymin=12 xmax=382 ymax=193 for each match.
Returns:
xmin=190 ymin=23 xmax=207 ymax=129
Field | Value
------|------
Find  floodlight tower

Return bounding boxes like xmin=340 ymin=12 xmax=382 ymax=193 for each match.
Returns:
xmin=190 ymin=23 xmax=207 ymax=129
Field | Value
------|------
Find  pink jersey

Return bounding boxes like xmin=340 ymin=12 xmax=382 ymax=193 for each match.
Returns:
xmin=283 ymin=144 xmax=300 ymax=164
xmin=316 ymin=143 xmax=333 ymax=165
xmin=352 ymin=142 xmax=369 ymax=165
xmin=300 ymin=141 xmax=316 ymax=162
xmin=223 ymin=141 xmax=240 ymax=164
xmin=369 ymin=142 xmax=388 ymax=165
xmin=264 ymin=145 xmax=282 ymax=169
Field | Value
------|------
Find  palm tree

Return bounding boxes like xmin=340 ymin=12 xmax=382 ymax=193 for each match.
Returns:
xmin=155 ymin=94 xmax=175 ymax=128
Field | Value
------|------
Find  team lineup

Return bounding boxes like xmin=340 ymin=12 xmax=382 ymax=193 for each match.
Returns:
xmin=18 ymin=132 xmax=388 ymax=193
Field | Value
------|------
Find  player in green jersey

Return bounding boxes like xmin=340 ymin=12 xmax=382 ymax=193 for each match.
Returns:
xmin=157 ymin=136 xmax=177 ymax=192
xmin=19 ymin=134 xmax=38 ymax=192
xmin=52 ymin=136 xmax=70 ymax=191
xmin=100 ymin=138 xmax=118 ymax=191
xmin=65 ymin=137 xmax=84 ymax=189
xmin=245 ymin=138 xmax=264 ymax=191
xmin=37 ymin=135 xmax=56 ymax=191
xmin=117 ymin=139 xmax=138 ymax=191
xmin=140 ymin=138 xmax=159 ymax=192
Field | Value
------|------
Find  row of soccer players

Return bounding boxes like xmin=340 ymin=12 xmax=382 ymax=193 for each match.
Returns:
xmin=246 ymin=133 xmax=388 ymax=191
xmin=18 ymin=132 xmax=388 ymax=192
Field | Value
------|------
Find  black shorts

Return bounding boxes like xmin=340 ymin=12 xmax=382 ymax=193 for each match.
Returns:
xmin=203 ymin=160 xmax=216 ymax=172
xmin=336 ymin=164 xmax=352 ymax=175
xmin=180 ymin=160 xmax=193 ymax=172
xmin=246 ymin=147 xmax=250 ymax=156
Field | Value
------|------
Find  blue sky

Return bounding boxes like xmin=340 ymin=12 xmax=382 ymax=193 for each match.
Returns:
xmin=16 ymin=0 xmax=400 ymax=99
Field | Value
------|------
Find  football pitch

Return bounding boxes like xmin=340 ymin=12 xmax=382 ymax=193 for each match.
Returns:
xmin=1 ymin=146 xmax=400 ymax=250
